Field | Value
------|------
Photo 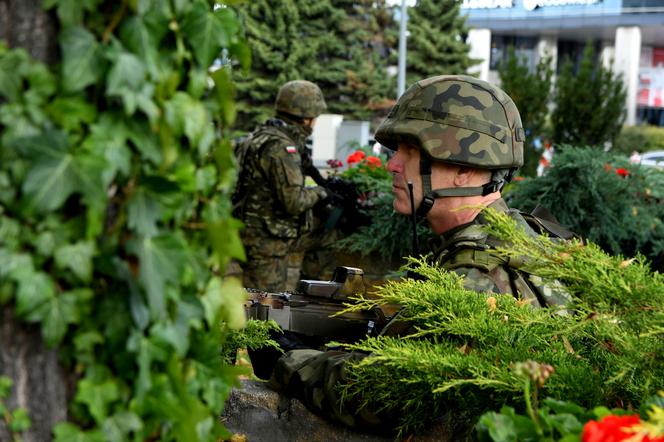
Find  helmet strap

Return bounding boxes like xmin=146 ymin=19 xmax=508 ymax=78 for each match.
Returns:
xmin=415 ymin=156 xmax=435 ymax=218
xmin=419 ymin=166 xmax=517 ymax=210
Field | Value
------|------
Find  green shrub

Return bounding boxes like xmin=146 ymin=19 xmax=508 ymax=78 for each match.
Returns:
xmin=506 ymin=146 xmax=664 ymax=271
xmin=338 ymin=209 xmax=664 ymax=436
xmin=614 ymin=124 xmax=664 ymax=155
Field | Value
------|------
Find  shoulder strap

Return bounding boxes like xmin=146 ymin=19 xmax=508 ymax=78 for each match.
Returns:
xmin=522 ymin=205 xmax=578 ymax=240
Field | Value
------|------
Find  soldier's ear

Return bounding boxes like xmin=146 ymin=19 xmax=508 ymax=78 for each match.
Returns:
xmin=453 ymin=166 xmax=474 ymax=186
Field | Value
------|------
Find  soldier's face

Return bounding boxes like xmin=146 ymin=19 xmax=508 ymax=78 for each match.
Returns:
xmin=386 ymin=142 xmax=422 ymax=215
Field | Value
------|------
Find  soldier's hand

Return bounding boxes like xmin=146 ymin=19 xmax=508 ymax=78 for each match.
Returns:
xmin=248 ymin=329 xmax=310 ymax=380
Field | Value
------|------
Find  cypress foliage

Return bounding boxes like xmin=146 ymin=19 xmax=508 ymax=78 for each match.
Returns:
xmin=498 ymin=46 xmax=553 ymax=177
xmin=551 ymin=42 xmax=626 ymax=148
xmin=406 ymin=0 xmax=475 ymax=87
xmin=338 ymin=210 xmax=664 ymax=436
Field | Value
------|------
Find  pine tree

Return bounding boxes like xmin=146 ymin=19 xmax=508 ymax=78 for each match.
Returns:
xmin=234 ymin=1 xmax=394 ymax=130
xmin=233 ymin=0 xmax=307 ymax=130
xmin=551 ymin=42 xmax=626 ymax=147
xmin=406 ymin=0 xmax=475 ymax=87
xmin=498 ymin=46 xmax=553 ymax=177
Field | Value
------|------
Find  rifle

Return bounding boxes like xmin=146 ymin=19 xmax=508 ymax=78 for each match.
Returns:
xmin=244 ymin=266 xmax=386 ymax=344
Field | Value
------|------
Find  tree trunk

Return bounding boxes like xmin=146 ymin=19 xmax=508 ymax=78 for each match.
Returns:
xmin=0 ymin=0 xmax=58 ymax=65
xmin=0 ymin=306 xmax=69 ymax=442
xmin=0 ymin=2 xmax=64 ymax=440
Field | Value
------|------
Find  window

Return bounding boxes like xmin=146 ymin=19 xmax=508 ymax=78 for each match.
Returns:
xmin=490 ymin=35 xmax=538 ymax=72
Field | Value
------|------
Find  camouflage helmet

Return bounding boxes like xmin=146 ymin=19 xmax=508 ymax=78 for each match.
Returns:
xmin=375 ymin=75 xmax=524 ymax=169
xmin=275 ymin=80 xmax=327 ymax=119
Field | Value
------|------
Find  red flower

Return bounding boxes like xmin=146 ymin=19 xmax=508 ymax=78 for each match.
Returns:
xmin=582 ymin=415 xmax=642 ymax=442
xmin=346 ymin=150 xmax=366 ymax=165
xmin=326 ymin=159 xmax=343 ymax=169
xmin=615 ymin=168 xmax=630 ymax=178
xmin=366 ymin=156 xmax=382 ymax=168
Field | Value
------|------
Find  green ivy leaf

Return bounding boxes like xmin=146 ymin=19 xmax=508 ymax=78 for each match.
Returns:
xmin=119 ymin=17 xmax=161 ymax=77
xmin=15 ymin=272 xmax=55 ymax=320
xmin=75 ymin=378 xmax=121 ymax=424
xmin=0 ymin=49 xmax=27 ymax=101
xmin=229 ymin=41 xmax=251 ymax=72
xmin=106 ymin=51 xmax=149 ymax=116
xmin=60 ymin=27 xmax=104 ymax=93
xmin=43 ymin=0 xmax=104 ymax=27
xmin=45 ymin=96 xmax=97 ymax=132
xmin=131 ymin=234 xmax=188 ymax=318
xmin=9 ymin=408 xmax=32 ymax=433
xmin=211 ymin=68 xmax=236 ymax=126
xmin=54 ymin=241 xmax=96 ymax=282
xmin=38 ymin=289 xmax=93 ymax=345
xmin=127 ymin=332 xmax=168 ymax=395
xmin=201 ymin=276 xmax=246 ymax=329
xmin=0 ymin=376 xmax=12 ymax=398
xmin=53 ymin=422 xmax=105 ymax=442
xmin=151 ymin=320 xmax=189 ymax=356
xmin=127 ymin=187 xmax=162 ymax=237
xmin=208 ymin=217 xmax=245 ymax=267
xmin=181 ymin=1 xmax=229 ymax=67
xmin=102 ymin=412 xmax=143 ymax=442
xmin=164 ymin=92 xmax=209 ymax=149
xmin=126 ymin=119 xmax=162 ymax=165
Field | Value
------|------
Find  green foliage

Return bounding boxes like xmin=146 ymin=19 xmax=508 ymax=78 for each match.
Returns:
xmin=476 ymin=398 xmax=609 ymax=442
xmin=498 ymin=46 xmax=553 ymax=177
xmin=336 ymin=209 xmax=664 ymax=436
xmin=614 ymin=124 xmax=664 ymax=155
xmin=551 ymin=42 xmax=626 ymax=148
xmin=233 ymin=0 xmax=394 ymax=129
xmin=506 ymin=146 xmax=664 ymax=271
xmin=0 ymin=1 xmax=250 ymax=440
xmin=406 ymin=0 xmax=475 ymax=87
xmin=222 ymin=319 xmax=282 ymax=365
xmin=0 ymin=376 xmax=32 ymax=440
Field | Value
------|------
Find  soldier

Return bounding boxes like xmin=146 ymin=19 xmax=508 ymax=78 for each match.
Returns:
xmin=234 ymin=80 xmax=329 ymax=292
xmin=253 ymin=75 xmax=572 ymax=432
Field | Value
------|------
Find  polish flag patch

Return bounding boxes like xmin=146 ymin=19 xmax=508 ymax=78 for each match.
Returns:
xmin=285 ymin=146 xmax=297 ymax=154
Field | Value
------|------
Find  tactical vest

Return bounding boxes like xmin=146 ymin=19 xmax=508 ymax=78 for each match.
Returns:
xmin=434 ymin=203 xmax=574 ymax=310
xmin=232 ymin=124 xmax=294 ymax=220
xmin=233 ymin=122 xmax=315 ymax=239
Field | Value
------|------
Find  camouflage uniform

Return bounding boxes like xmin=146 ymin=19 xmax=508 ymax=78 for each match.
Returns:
xmin=260 ymin=76 xmax=571 ymax=432
xmin=238 ymin=81 xmax=328 ymax=292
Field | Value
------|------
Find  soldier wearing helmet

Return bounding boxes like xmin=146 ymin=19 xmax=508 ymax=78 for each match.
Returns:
xmin=251 ymin=76 xmax=572 ymax=432
xmin=235 ymin=80 xmax=330 ymax=292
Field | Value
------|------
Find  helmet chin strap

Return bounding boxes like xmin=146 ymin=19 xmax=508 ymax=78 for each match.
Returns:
xmin=414 ymin=155 xmax=516 ymax=218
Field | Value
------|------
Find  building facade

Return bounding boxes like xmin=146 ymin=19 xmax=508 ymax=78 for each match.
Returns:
xmin=461 ymin=0 xmax=664 ymax=126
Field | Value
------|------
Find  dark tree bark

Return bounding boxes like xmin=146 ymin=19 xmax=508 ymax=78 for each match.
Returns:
xmin=0 ymin=307 xmax=68 ymax=442
xmin=0 ymin=0 xmax=58 ymax=65
xmin=0 ymin=3 xmax=65 ymax=441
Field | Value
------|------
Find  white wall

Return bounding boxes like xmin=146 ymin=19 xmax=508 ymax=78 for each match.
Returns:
xmin=614 ymin=26 xmax=642 ymax=126
xmin=467 ymin=28 xmax=492 ymax=81
xmin=311 ymin=114 xmax=343 ymax=167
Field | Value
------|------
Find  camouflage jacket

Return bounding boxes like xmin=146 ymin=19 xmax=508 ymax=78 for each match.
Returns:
xmin=430 ymin=198 xmax=571 ymax=309
xmin=267 ymin=198 xmax=571 ymax=433
xmin=238 ymin=119 xmax=327 ymax=239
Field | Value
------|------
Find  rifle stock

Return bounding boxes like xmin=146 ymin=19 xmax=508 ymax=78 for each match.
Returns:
xmin=244 ymin=266 xmax=386 ymax=342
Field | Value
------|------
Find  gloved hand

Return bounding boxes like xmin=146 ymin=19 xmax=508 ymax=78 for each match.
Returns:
xmin=248 ymin=329 xmax=311 ymax=380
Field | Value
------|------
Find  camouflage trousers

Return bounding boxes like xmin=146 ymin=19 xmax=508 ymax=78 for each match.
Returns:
xmin=241 ymin=225 xmax=341 ymax=292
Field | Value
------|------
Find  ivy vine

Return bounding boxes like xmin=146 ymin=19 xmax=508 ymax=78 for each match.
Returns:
xmin=0 ymin=0 xmax=248 ymax=440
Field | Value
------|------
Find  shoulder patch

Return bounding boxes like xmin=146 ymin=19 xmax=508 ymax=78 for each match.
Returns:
xmin=285 ymin=146 xmax=297 ymax=154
